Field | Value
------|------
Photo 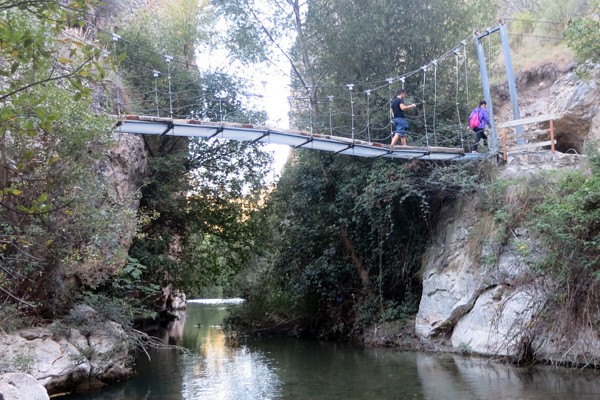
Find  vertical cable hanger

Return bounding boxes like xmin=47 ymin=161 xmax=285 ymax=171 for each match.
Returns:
xmin=328 ymin=95 xmax=334 ymax=136
xmin=432 ymin=60 xmax=438 ymax=146
xmin=165 ymin=55 xmax=173 ymax=118
xmin=463 ymin=40 xmax=469 ymax=106
xmin=347 ymin=84 xmax=355 ymax=142
xmin=365 ymin=89 xmax=371 ymax=142
xmin=454 ymin=49 xmax=464 ymax=149
xmin=421 ymin=65 xmax=429 ymax=147
xmin=112 ymin=33 xmax=122 ymax=116
xmin=386 ymin=77 xmax=394 ymax=137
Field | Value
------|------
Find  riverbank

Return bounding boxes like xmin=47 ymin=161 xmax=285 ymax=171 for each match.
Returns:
xmin=0 ymin=305 xmax=134 ymax=398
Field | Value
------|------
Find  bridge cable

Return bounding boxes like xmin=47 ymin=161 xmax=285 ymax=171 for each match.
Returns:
xmin=433 ymin=60 xmax=438 ymax=146
xmin=421 ymin=66 xmax=429 ymax=147
xmin=386 ymin=77 xmax=394 ymax=138
xmin=153 ymin=70 xmax=160 ymax=117
xmin=488 ymin=31 xmax=492 ymax=83
xmin=463 ymin=40 xmax=469 ymax=107
xmin=165 ymin=55 xmax=174 ymax=118
xmin=112 ymin=34 xmax=122 ymax=116
xmin=307 ymin=90 xmax=313 ymax=135
xmin=328 ymin=96 xmax=334 ymax=136
xmin=67 ymin=20 xmax=486 ymax=148
xmin=347 ymin=84 xmax=355 ymax=142
xmin=365 ymin=89 xmax=371 ymax=142
xmin=454 ymin=50 xmax=464 ymax=149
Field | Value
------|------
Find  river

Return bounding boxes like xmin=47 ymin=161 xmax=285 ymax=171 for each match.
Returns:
xmin=62 ymin=299 xmax=600 ymax=400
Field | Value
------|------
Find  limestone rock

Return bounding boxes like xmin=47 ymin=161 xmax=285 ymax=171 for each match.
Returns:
xmin=0 ymin=373 xmax=49 ymax=400
xmin=416 ymin=60 xmax=600 ymax=364
xmin=0 ymin=328 xmax=91 ymax=392
xmin=450 ymin=286 xmax=541 ymax=356
xmin=170 ymin=290 xmax=187 ymax=310
xmin=0 ymin=314 xmax=133 ymax=395
xmin=549 ymin=61 xmax=600 ymax=152
xmin=415 ymin=209 xmax=486 ymax=339
xmin=85 ymin=321 xmax=132 ymax=380
xmin=160 ymin=286 xmax=187 ymax=311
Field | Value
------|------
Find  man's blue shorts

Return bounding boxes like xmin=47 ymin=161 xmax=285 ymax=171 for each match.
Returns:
xmin=393 ymin=118 xmax=408 ymax=137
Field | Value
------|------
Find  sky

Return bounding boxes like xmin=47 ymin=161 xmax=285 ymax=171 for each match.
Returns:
xmin=195 ymin=2 xmax=293 ymax=184
xmin=255 ymin=71 xmax=292 ymax=183
xmin=196 ymin=60 xmax=291 ymax=183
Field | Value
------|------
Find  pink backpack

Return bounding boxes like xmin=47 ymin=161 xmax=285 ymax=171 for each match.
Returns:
xmin=469 ymin=108 xmax=481 ymax=129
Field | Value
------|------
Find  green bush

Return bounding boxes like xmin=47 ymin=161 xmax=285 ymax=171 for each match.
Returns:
xmin=565 ymin=15 xmax=600 ymax=62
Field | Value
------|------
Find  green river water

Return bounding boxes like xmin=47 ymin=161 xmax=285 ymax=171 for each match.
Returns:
xmin=62 ymin=300 xmax=600 ymax=400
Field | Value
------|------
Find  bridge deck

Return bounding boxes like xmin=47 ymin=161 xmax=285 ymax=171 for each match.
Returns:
xmin=113 ymin=115 xmax=470 ymax=161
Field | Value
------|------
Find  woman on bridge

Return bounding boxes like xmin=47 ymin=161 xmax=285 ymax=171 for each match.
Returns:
xmin=469 ymin=100 xmax=491 ymax=153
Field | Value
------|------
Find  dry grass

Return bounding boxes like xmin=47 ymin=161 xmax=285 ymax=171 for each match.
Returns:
xmin=489 ymin=34 xmax=574 ymax=86
xmin=511 ymin=40 xmax=573 ymax=72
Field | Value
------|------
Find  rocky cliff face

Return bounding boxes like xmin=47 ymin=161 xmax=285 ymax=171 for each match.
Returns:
xmin=415 ymin=61 xmax=600 ymax=365
xmin=0 ymin=306 xmax=133 ymax=396
xmin=0 ymin=5 xmax=150 ymax=398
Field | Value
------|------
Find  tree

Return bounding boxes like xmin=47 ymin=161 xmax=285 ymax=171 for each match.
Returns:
xmin=233 ymin=147 xmax=485 ymax=337
xmin=113 ymin=2 xmax=274 ymax=296
xmin=0 ymin=1 xmax=131 ymax=323
xmin=564 ymin=0 xmax=600 ymax=62
xmin=217 ymin=0 xmax=491 ymax=336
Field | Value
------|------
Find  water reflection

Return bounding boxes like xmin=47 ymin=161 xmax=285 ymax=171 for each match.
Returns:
xmin=181 ymin=311 xmax=280 ymax=400
xmin=61 ymin=300 xmax=600 ymax=400
xmin=418 ymin=355 xmax=600 ymax=400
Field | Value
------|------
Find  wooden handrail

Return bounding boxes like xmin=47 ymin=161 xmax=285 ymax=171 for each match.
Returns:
xmin=497 ymin=114 xmax=556 ymax=129
xmin=500 ymin=115 xmax=556 ymax=161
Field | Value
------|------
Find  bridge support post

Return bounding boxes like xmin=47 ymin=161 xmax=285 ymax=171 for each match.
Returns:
xmin=475 ymin=32 xmax=498 ymax=155
xmin=499 ymin=23 xmax=523 ymax=145
xmin=475 ymin=23 xmax=523 ymax=154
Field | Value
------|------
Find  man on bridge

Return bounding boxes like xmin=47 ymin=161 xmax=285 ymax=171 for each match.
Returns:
xmin=390 ymin=89 xmax=417 ymax=148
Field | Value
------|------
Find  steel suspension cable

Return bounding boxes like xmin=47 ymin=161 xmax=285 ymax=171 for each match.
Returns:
xmin=463 ymin=40 xmax=469 ymax=106
xmin=433 ymin=60 xmax=438 ymax=146
xmin=454 ymin=51 xmax=464 ymax=149
xmin=365 ymin=90 xmax=371 ymax=141
xmin=421 ymin=66 xmax=429 ymax=147
xmin=387 ymin=77 xmax=394 ymax=137
xmin=347 ymin=84 xmax=355 ymax=142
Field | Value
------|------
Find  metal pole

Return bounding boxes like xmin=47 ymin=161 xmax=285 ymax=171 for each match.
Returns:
xmin=422 ymin=66 xmax=429 ymax=147
xmin=112 ymin=34 xmax=122 ymax=116
xmin=499 ymin=23 xmax=523 ymax=144
xmin=165 ymin=55 xmax=174 ymax=118
xmin=347 ymin=84 xmax=355 ymax=142
xmin=462 ymin=40 xmax=469 ymax=106
xmin=454 ymin=50 xmax=464 ymax=149
xmin=219 ymin=97 xmax=223 ymax=122
xmin=433 ymin=60 xmax=438 ymax=146
xmin=153 ymin=70 xmax=160 ymax=117
xmin=365 ymin=89 xmax=371 ymax=141
xmin=386 ymin=77 xmax=394 ymax=137
xmin=328 ymin=96 xmax=333 ymax=136
xmin=308 ymin=97 xmax=313 ymax=134
xmin=474 ymin=35 xmax=497 ymax=154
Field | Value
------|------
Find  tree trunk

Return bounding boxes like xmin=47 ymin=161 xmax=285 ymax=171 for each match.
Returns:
xmin=340 ymin=225 xmax=371 ymax=294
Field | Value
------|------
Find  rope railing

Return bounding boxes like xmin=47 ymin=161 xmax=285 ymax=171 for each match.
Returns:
xmin=65 ymin=20 xmax=495 ymax=153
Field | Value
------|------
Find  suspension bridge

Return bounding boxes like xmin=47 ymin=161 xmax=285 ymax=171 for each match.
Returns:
xmin=114 ymin=114 xmax=472 ymax=161
xmin=108 ymin=22 xmax=528 ymax=162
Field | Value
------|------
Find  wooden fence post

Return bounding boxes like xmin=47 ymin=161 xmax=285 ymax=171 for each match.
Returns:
xmin=550 ymin=119 xmax=555 ymax=158
xmin=502 ymin=128 xmax=508 ymax=161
